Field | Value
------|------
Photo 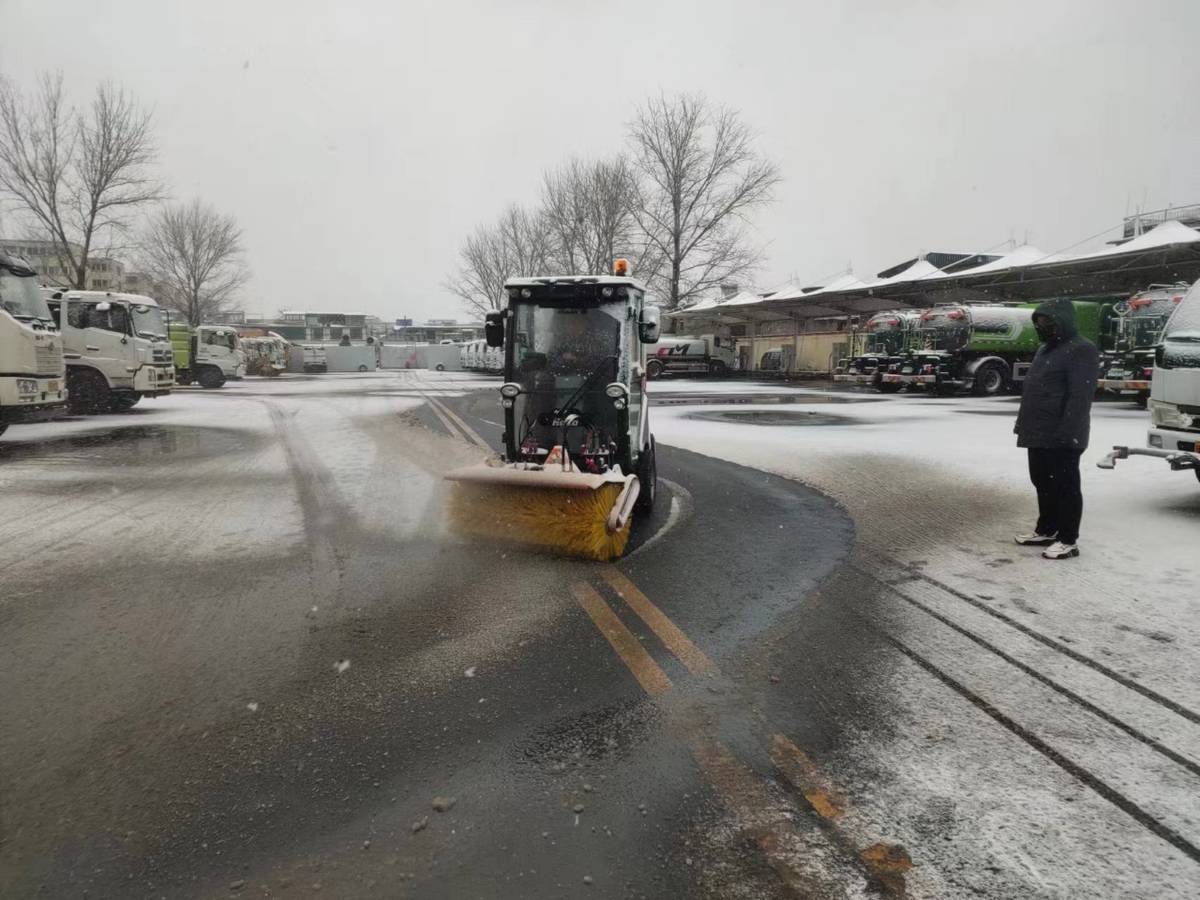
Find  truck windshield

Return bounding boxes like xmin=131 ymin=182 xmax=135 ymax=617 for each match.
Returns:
xmin=1162 ymin=284 xmax=1200 ymax=367
xmin=132 ymin=304 xmax=169 ymax=339
xmin=863 ymin=317 xmax=907 ymax=354
xmin=510 ymin=301 xmax=626 ymax=444
xmin=916 ymin=308 xmax=970 ymax=352
xmin=0 ymin=267 xmax=54 ymax=322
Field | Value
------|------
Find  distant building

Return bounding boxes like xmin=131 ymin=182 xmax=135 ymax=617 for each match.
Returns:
xmin=0 ymin=238 xmax=163 ymax=296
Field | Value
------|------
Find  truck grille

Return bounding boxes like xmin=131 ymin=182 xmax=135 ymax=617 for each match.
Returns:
xmin=152 ymin=349 xmax=172 ymax=363
xmin=35 ymin=344 xmax=65 ymax=375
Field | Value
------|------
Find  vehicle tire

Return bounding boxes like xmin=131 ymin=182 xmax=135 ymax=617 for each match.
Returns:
xmin=107 ymin=394 xmax=141 ymax=412
xmin=709 ymin=360 xmax=727 ymax=378
xmin=972 ymin=361 xmax=1008 ymax=397
xmin=1136 ymin=391 xmax=1149 ymax=409
xmin=0 ymin=423 xmax=8 ymax=438
xmin=877 ymin=382 xmax=902 ymax=394
xmin=635 ymin=437 xmax=657 ymax=513
xmin=67 ymin=368 xmax=111 ymax=415
xmin=358 ymin=364 xmax=368 ymax=372
xmin=197 ymin=367 xmax=226 ymax=389
xmin=435 ymin=364 xmax=445 ymax=371
xmin=646 ymin=359 xmax=664 ymax=380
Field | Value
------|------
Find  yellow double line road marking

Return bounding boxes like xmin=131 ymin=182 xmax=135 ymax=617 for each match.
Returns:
xmin=572 ymin=567 xmax=912 ymax=896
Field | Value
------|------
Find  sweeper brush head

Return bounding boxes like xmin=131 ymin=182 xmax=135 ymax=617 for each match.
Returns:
xmin=447 ymin=481 xmax=631 ymax=561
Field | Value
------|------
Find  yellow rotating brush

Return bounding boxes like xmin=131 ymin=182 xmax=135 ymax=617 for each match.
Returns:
xmin=446 ymin=480 xmax=631 ymax=561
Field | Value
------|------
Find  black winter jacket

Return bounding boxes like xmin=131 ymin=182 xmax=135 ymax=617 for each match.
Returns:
xmin=1014 ymin=298 xmax=1099 ymax=450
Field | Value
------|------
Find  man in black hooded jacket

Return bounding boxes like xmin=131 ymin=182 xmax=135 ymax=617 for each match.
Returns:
xmin=1013 ymin=298 xmax=1099 ymax=559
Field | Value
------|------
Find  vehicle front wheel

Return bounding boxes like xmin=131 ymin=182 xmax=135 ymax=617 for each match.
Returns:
xmin=197 ymin=367 xmax=226 ymax=389
xmin=709 ymin=360 xmax=727 ymax=378
xmin=635 ymin=437 xmax=657 ymax=513
xmin=972 ymin=361 xmax=1008 ymax=396
xmin=107 ymin=394 xmax=141 ymax=412
xmin=67 ymin=368 xmax=111 ymax=415
xmin=1136 ymin=391 xmax=1149 ymax=409
xmin=646 ymin=359 xmax=664 ymax=380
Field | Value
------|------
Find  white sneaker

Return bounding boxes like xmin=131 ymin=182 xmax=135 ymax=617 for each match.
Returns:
xmin=1014 ymin=532 xmax=1057 ymax=546
xmin=1042 ymin=541 xmax=1080 ymax=560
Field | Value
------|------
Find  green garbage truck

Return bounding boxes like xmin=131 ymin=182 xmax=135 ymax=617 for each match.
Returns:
xmin=881 ymin=300 xmax=1116 ymax=396
xmin=170 ymin=323 xmax=245 ymax=388
xmin=833 ymin=310 xmax=922 ymax=392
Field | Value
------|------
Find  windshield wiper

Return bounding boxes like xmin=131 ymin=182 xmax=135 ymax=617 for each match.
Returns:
xmin=556 ymin=354 xmax=618 ymax=418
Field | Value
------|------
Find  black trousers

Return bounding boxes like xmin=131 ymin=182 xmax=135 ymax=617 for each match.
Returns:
xmin=1027 ymin=448 xmax=1084 ymax=544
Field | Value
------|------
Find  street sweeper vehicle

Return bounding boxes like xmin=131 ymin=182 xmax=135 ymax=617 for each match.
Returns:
xmin=444 ymin=265 xmax=661 ymax=561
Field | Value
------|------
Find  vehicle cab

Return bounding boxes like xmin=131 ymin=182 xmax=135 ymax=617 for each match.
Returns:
xmin=44 ymin=289 xmax=175 ymax=412
xmin=0 ymin=251 xmax=68 ymax=434
xmin=487 ymin=274 xmax=660 ymax=491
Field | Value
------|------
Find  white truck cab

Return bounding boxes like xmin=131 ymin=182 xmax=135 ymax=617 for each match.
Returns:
xmin=1100 ymin=278 xmax=1200 ymax=482
xmin=44 ymin=289 xmax=175 ymax=413
xmin=0 ymin=251 xmax=68 ymax=436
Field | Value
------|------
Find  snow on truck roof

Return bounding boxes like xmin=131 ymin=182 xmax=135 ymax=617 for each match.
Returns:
xmin=505 ymin=275 xmax=648 ymax=291
xmin=50 ymin=289 xmax=162 ymax=307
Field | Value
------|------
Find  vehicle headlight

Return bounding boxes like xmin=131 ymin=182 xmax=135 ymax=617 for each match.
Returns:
xmin=613 ymin=398 xmax=627 ymax=410
xmin=1150 ymin=400 xmax=1191 ymax=429
xmin=605 ymin=383 xmax=627 ymax=399
xmin=500 ymin=383 xmax=521 ymax=399
xmin=17 ymin=379 xmax=38 ymax=393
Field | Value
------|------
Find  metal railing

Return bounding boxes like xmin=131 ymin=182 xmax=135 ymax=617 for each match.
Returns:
xmin=1123 ymin=203 xmax=1200 ymax=239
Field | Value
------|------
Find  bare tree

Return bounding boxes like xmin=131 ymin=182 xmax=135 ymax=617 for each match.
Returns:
xmin=0 ymin=73 xmax=166 ymax=287
xmin=627 ymin=92 xmax=782 ymax=309
xmin=542 ymin=155 xmax=641 ymax=276
xmin=444 ymin=203 xmax=551 ymax=318
xmin=139 ymin=199 xmax=249 ymax=326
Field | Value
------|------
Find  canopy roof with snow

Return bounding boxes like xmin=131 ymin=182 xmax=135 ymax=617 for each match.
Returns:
xmin=669 ymin=220 xmax=1200 ymax=326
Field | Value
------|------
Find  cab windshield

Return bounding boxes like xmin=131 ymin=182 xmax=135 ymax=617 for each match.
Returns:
xmin=863 ymin=317 xmax=907 ymax=354
xmin=510 ymin=301 xmax=627 ymax=450
xmin=0 ymin=267 xmax=54 ymax=322
xmin=916 ymin=308 xmax=970 ymax=352
xmin=132 ymin=304 xmax=169 ymax=339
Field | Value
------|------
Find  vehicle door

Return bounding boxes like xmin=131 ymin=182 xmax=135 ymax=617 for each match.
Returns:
xmin=67 ymin=299 xmax=135 ymax=387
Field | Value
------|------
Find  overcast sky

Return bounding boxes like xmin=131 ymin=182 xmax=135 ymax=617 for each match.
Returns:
xmin=6 ymin=0 xmax=1200 ymax=322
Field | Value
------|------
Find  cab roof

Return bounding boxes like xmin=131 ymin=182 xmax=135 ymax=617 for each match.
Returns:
xmin=47 ymin=289 xmax=162 ymax=307
xmin=505 ymin=275 xmax=647 ymax=292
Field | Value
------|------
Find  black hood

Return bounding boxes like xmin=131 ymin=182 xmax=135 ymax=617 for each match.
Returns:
xmin=1032 ymin=297 xmax=1078 ymax=342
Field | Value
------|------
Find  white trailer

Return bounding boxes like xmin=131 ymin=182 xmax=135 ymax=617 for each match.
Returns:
xmin=325 ymin=344 xmax=377 ymax=372
xmin=425 ymin=343 xmax=462 ymax=371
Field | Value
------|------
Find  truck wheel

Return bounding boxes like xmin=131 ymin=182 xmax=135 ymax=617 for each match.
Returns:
xmin=358 ymin=364 xmax=369 ymax=372
xmin=635 ymin=437 xmax=657 ymax=513
xmin=1136 ymin=391 xmax=1149 ymax=409
xmin=972 ymin=361 xmax=1007 ymax=396
xmin=197 ymin=368 xmax=226 ymax=389
xmin=646 ymin=359 xmax=664 ymax=380
xmin=435 ymin=364 xmax=445 ymax=371
xmin=709 ymin=360 xmax=728 ymax=378
xmin=107 ymin=394 xmax=141 ymax=412
xmin=67 ymin=368 xmax=111 ymax=415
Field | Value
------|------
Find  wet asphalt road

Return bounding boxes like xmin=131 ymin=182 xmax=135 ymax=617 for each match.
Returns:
xmin=0 ymin=374 xmax=883 ymax=900
xmin=4 ymin=372 xmax=1199 ymax=900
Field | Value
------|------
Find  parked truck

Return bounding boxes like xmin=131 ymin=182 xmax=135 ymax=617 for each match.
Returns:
xmin=170 ymin=323 xmax=245 ymax=387
xmin=833 ymin=311 xmax=922 ymax=392
xmin=1100 ymin=278 xmax=1200 ymax=484
xmin=881 ymin=301 xmax=1115 ymax=396
xmin=0 ymin=250 xmax=68 ymax=437
xmin=645 ymin=334 xmax=735 ymax=378
xmin=1098 ymin=283 xmax=1189 ymax=407
xmin=44 ymin=289 xmax=175 ymax=413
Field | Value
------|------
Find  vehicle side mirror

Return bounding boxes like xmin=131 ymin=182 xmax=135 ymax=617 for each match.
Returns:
xmin=485 ymin=311 xmax=504 ymax=348
xmin=639 ymin=306 xmax=661 ymax=344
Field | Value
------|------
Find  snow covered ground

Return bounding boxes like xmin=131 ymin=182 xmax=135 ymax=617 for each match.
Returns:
xmin=649 ymin=379 xmax=1200 ymax=899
